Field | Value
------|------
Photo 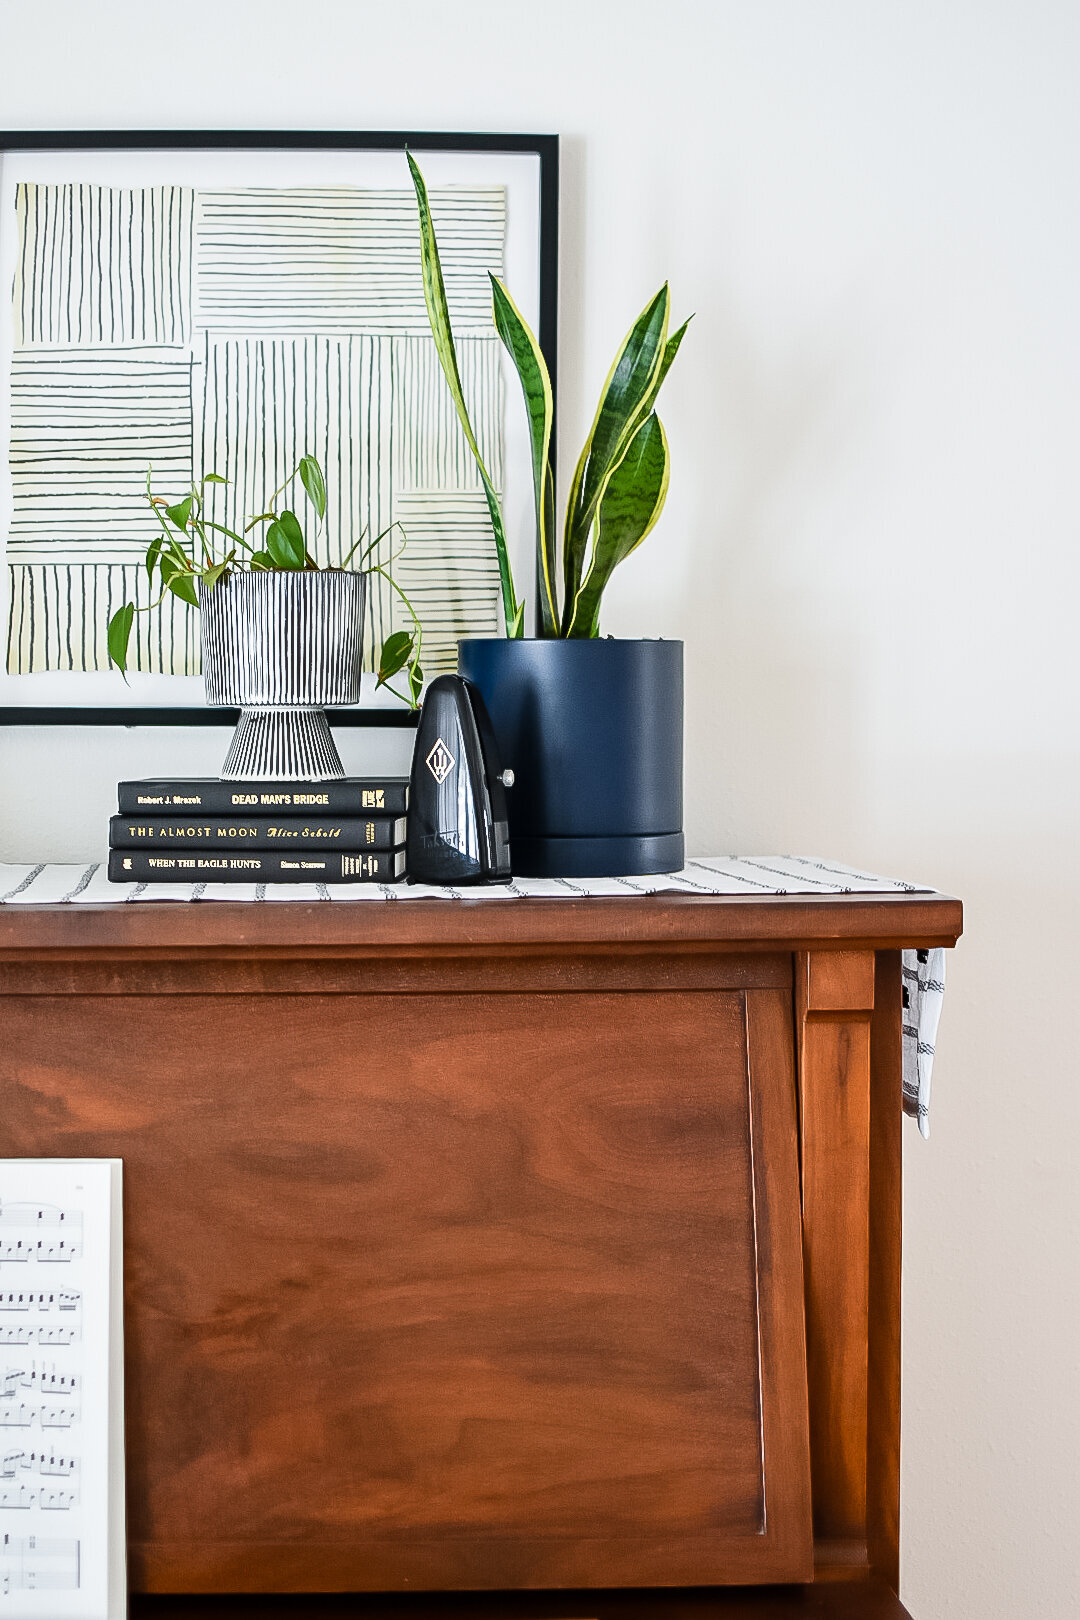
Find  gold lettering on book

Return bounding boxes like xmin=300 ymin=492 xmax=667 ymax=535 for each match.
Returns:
xmin=341 ymin=854 xmax=379 ymax=878
xmin=266 ymin=825 xmax=341 ymax=840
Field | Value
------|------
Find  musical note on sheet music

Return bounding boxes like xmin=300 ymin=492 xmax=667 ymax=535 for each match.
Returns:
xmin=0 ymin=1192 xmax=85 ymax=1596
xmin=0 ymin=1289 xmax=82 ymax=1349
xmin=0 ymin=1533 xmax=80 ymax=1593
xmin=0 ymin=1161 xmax=123 ymax=1617
xmin=2 ymin=1449 xmax=78 ymax=1480
xmin=2 ymin=1365 xmax=80 ymax=1399
xmin=0 ymin=1205 xmax=83 ymax=1266
xmin=1 ymin=1450 xmax=80 ymax=1509
xmin=0 ymin=1404 xmax=80 ymax=1432
xmin=0 ymin=1178 xmax=94 ymax=1613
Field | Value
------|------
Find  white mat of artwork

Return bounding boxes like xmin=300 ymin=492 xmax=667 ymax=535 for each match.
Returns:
xmin=0 ymin=1160 xmax=125 ymax=1620
xmin=0 ymin=856 xmax=931 ymax=904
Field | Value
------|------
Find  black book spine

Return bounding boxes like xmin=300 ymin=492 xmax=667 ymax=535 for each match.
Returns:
xmin=117 ymin=780 xmax=409 ymax=815
xmin=108 ymin=849 xmax=406 ymax=884
xmin=110 ymin=815 xmax=406 ymax=851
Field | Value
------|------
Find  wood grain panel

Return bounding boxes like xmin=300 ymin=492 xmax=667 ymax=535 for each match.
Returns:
xmin=0 ymin=890 xmax=964 ymax=961
xmin=867 ymin=953 xmax=903 ymax=1591
xmin=796 ymin=952 xmax=875 ymax=1547
xmin=1 ymin=986 xmax=811 ymax=1591
xmin=806 ymin=953 xmax=876 ymax=1014
xmin=0 ymin=950 xmax=794 ymax=999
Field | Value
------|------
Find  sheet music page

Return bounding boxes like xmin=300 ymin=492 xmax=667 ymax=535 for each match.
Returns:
xmin=0 ymin=1161 xmax=123 ymax=1619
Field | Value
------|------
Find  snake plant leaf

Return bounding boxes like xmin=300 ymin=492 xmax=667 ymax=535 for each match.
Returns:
xmin=632 ymin=317 xmax=692 ymax=435
xmin=407 ymin=152 xmax=521 ymax=637
xmin=164 ymin=496 xmax=192 ymax=532
xmin=299 ymin=456 xmax=327 ymax=520
xmin=567 ymin=413 xmax=670 ymax=639
xmin=265 ymin=513 xmax=306 ymax=570
xmin=561 ymin=285 xmax=670 ymax=629
xmin=490 ymin=274 xmax=557 ymax=636
xmin=107 ymin=602 xmax=136 ymax=677
xmin=377 ymin=629 xmax=414 ymax=684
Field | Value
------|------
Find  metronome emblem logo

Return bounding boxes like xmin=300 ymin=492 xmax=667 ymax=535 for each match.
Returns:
xmin=425 ymin=738 xmax=456 ymax=784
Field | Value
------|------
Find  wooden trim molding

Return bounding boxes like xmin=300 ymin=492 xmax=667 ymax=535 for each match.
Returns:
xmin=0 ymin=892 xmax=963 ymax=961
xmin=796 ymin=951 xmax=876 ymax=1552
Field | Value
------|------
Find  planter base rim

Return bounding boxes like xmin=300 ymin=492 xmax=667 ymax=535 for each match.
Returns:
xmin=510 ymin=832 xmax=685 ymax=879
xmin=220 ymin=706 xmax=345 ymax=781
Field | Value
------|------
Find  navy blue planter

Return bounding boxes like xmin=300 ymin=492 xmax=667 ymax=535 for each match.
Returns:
xmin=457 ymin=638 xmax=684 ymax=878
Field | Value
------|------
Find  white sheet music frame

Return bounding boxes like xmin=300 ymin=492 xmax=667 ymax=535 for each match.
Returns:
xmin=0 ymin=1160 xmax=125 ymax=1619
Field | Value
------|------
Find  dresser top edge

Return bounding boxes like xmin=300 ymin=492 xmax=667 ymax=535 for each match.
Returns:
xmin=0 ymin=891 xmax=963 ymax=957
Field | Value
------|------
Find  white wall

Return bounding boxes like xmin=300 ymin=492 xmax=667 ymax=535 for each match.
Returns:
xmin=2 ymin=3 xmax=1078 ymax=1613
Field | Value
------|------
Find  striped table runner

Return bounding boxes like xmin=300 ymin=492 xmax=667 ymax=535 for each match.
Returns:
xmin=0 ymin=857 xmax=944 ymax=1133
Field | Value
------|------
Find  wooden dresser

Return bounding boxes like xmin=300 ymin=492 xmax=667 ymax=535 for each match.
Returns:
xmin=0 ymin=890 xmax=962 ymax=1620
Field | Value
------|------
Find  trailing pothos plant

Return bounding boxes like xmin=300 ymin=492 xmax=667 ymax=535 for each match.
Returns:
xmin=408 ymin=152 xmax=690 ymax=639
xmin=105 ymin=456 xmax=424 ymax=707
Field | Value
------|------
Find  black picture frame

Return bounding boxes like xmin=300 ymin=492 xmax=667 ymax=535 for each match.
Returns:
xmin=0 ymin=129 xmax=559 ymax=728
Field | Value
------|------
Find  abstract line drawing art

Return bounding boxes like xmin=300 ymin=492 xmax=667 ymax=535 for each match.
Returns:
xmin=0 ymin=135 xmax=557 ymax=721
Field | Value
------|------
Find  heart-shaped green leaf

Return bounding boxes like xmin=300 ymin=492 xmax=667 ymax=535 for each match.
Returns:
xmin=248 ymin=550 xmax=273 ymax=570
xmin=265 ymin=512 xmax=306 ymax=570
xmin=166 ymin=571 xmax=199 ymax=607
xmin=107 ymin=602 xmax=135 ymax=677
xmin=159 ymin=552 xmax=199 ymax=606
xmin=299 ymin=456 xmax=327 ymax=520
xmin=201 ymin=472 xmax=227 ymax=485
xmin=377 ymin=630 xmax=414 ymax=685
xmin=165 ymin=496 xmax=192 ymax=531
xmin=201 ymin=559 xmax=230 ymax=591
xmin=145 ymin=535 xmax=163 ymax=582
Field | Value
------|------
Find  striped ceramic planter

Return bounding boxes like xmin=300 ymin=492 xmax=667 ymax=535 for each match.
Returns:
xmin=200 ymin=569 xmax=366 ymax=781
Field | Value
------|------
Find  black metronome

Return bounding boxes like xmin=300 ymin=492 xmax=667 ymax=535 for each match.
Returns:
xmin=406 ymin=675 xmax=513 ymax=884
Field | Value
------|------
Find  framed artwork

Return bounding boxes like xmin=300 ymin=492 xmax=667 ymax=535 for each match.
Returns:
xmin=0 ymin=130 xmax=558 ymax=725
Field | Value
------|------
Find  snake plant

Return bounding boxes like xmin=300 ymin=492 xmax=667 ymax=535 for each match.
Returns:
xmin=408 ymin=152 xmax=690 ymax=638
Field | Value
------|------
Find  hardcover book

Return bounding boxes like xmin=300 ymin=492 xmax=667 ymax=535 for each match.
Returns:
xmin=109 ymin=815 xmax=407 ymax=852
xmin=116 ymin=778 xmax=409 ymax=816
xmin=107 ymin=849 xmax=407 ymax=884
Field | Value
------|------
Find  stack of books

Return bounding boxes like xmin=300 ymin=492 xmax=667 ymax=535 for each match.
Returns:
xmin=107 ymin=777 xmax=409 ymax=885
